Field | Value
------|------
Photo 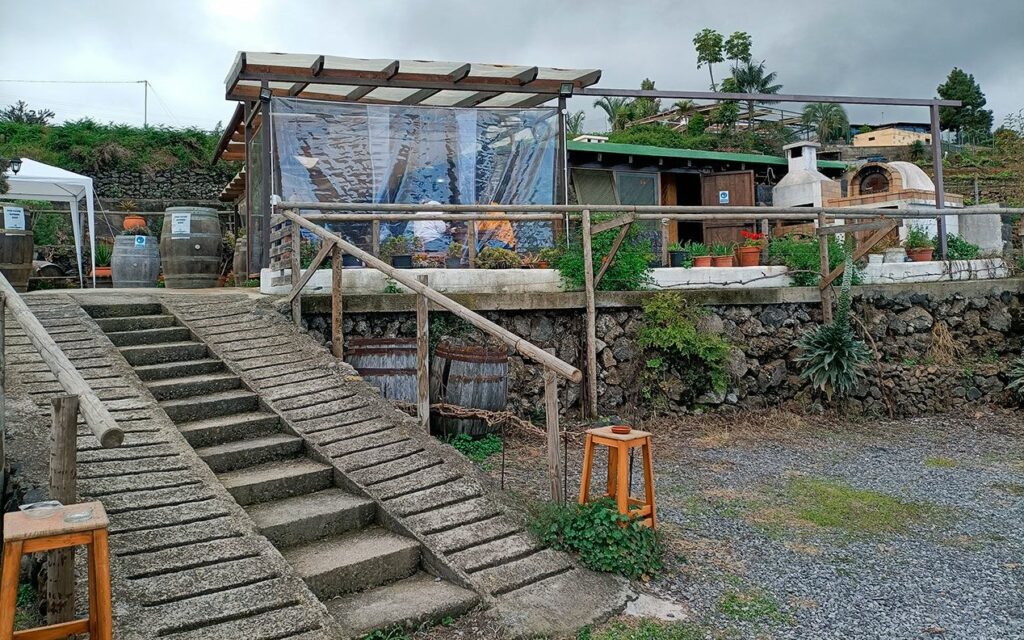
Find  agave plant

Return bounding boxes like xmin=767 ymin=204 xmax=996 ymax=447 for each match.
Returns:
xmin=1006 ymin=355 xmax=1024 ymax=400
xmin=793 ymin=250 xmax=870 ymax=400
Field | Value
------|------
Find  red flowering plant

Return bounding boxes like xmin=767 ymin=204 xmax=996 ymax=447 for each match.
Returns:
xmin=741 ymin=230 xmax=765 ymax=248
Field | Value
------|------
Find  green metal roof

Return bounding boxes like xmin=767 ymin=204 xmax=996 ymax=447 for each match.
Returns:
xmin=567 ymin=140 xmax=848 ymax=170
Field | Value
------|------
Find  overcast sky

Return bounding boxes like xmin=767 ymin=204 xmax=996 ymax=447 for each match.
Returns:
xmin=2 ymin=0 xmax=1022 ymax=133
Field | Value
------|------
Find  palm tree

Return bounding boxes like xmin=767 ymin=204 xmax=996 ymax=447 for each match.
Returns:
xmin=593 ymin=97 xmax=630 ymax=132
xmin=566 ymin=110 xmax=586 ymax=137
xmin=727 ymin=60 xmax=782 ymax=127
xmin=673 ymin=99 xmax=697 ymax=114
xmin=802 ymin=103 xmax=849 ymax=144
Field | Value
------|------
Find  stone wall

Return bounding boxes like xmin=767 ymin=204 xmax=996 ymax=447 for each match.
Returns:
xmin=301 ymin=281 xmax=1024 ymax=418
xmin=90 ymin=166 xmax=236 ymax=201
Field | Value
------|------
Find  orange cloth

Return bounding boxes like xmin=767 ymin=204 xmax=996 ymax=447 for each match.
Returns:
xmin=475 ymin=207 xmax=517 ymax=249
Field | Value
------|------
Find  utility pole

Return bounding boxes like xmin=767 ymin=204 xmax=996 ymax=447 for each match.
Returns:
xmin=141 ymin=80 xmax=148 ymax=128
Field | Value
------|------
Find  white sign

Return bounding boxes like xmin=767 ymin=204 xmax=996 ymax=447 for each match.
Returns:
xmin=134 ymin=235 xmax=147 ymax=246
xmin=3 ymin=206 xmax=26 ymax=230
xmin=170 ymin=212 xmax=192 ymax=235
xmin=718 ymin=190 xmax=730 ymax=205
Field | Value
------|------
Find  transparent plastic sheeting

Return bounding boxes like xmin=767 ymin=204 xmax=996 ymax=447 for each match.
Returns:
xmin=272 ymin=98 xmax=558 ymax=253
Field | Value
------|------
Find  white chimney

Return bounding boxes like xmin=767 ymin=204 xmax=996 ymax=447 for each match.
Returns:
xmin=772 ymin=141 xmax=841 ymax=208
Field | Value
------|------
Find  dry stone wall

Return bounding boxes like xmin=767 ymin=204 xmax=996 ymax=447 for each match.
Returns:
xmin=303 ymin=284 xmax=1024 ymax=418
xmin=91 ymin=166 xmax=236 ymax=201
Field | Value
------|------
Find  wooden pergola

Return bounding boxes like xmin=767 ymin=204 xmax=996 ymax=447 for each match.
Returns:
xmin=214 ymin=51 xmax=602 ymax=270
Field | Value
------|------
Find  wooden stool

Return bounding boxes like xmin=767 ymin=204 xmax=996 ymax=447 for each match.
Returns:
xmin=0 ymin=501 xmax=112 ymax=640
xmin=579 ymin=426 xmax=656 ymax=528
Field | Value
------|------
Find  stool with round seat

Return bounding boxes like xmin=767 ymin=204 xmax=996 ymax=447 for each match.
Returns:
xmin=578 ymin=426 xmax=656 ymax=527
xmin=0 ymin=501 xmax=112 ymax=640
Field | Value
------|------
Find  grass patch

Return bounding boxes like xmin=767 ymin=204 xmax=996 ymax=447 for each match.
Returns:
xmin=782 ymin=477 xmax=942 ymax=535
xmin=924 ymin=456 xmax=960 ymax=469
xmin=15 ymin=584 xmax=39 ymax=631
xmin=717 ymin=586 xmax=789 ymax=624
xmin=579 ymin=620 xmax=706 ymax=640
xmin=991 ymin=482 xmax=1024 ymax=497
xmin=362 ymin=626 xmax=410 ymax=640
xmin=441 ymin=433 xmax=502 ymax=463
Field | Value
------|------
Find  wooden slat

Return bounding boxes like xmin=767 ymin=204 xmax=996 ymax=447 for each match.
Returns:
xmin=12 ymin=617 xmax=89 ymax=640
xmin=544 ymin=368 xmax=563 ymax=503
xmin=819 ymin=220 xmax=898 ymax=289
xmin=594 ymin=222 xmax=631 ymax=288
xmin=580 ymin=209 xmax=599 ymax=418
xmin=590 ymin=213 xmax=634 ymax=235
xmin=284 ymin=241 xmax=334 ymax=304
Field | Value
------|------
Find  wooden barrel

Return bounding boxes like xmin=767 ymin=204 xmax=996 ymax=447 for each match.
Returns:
xmin=159 ymin=207 xmax=221 ymax=288
xmin=0 ymin=209 xmax=32 ymax=292
xmin=233 ymin=237 xmax=248 ymax=286
xmin=429 ymin=342 xmax=508 ymax=436
xmin=347 ymin=338 xmax=418 ymax=404
xmin=111 ymin=235 xmax=160 ymax=288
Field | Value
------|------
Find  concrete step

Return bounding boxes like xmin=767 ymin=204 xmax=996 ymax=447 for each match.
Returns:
xmin=81 ymin=302 xmax=162 ymax=318
xmin=246 ymin=488 xmax=376 ymax=547
xmin=327 ymin=572 xmax=479 ymax=637
xmin=121 ymin=341 xmax=207 ymax=366
xmin=219 ymin=458 xmax=333 ymax=506
xmin=198 ymin=433 xmax=304 ymax=473
xmin=160 ymin=389 xmax=258 ymax=423
xmin=94 ymin=314 xmax=177 ymax=332
xmin=281 ymin=527 xmax=420 ymax=599
xmin=107 ymin=326 xmax=192 ymax=347
xmin=178 ymin=411 xmax=282 ymax=448
xmin=134 ymin=358 xmax=225 ymax=382
xmin=146 ymin=372 xmax=241 ymax=401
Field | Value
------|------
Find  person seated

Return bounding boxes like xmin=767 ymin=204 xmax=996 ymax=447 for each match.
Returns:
xmin=411 ymin=199 xmax=450 ymax=252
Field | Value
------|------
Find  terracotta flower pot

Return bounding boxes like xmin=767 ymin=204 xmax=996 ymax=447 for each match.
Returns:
xmin=91 ymin=266 xmax=112 ymax=277
xmin=906 ymin=248 xmax=933 ymax=262
xmin=735 ymin=245 xmax=761 ymax=267
xmin=123 ymin=214 xmax=146 ymax=231
xmin=692 ymin=256 xmax=712 ymax=267
xmin=711 ymin=255 xmax=734 ymax=267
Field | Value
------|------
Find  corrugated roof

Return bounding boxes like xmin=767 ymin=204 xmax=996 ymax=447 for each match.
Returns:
xmin=567 ymin=140 xmax=847 ymax=170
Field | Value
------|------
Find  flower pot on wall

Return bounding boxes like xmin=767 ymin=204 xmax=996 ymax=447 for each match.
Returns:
xmin=735 ymin=246 xmax=761 ymax=267
xmin=669 ymin=251 xmax=688 ymax=267
xmin=883 ymin=248 xmax=907 ymax=263
xmin=692 ymin=256 xmax=712 ymax=267
xmin=711 ymin=255 xmax=734 ymax=267
xmin=390 ymin=254 xmax=413 ymax=268
xmin=123 ymin=215 xmax=146 ymax=231
xmin=906 ymin=248 xmax=934 ymax=262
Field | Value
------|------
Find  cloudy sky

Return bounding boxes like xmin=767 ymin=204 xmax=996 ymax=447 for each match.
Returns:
xmin=2 ymin=0 xmax=1022 ymax=132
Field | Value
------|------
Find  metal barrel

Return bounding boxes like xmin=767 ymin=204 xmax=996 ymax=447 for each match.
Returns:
xmin=429 ymin=341 xmax=508 ymax=436
xmin=160 ymin=207 xmax=221 ymax=288
xmin=347 ymin=337 xmax=418 ymax=404
xmin=111 ymin=235 xmax=160 ymax=288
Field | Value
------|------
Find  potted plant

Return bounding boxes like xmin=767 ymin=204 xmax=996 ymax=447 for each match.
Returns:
xmin=688 ymin=242 xmax=711 ymax=267
xmin=342 ymin=253 xmax=364 ymax=268
xmin=475 ymin=247 xmax=522 ymax=269
xmin=380 ymin=235 xmax=420 ymax=268
xmin=903 ymin=226 xmax=934 ymax=262
xmin=668 ymin=242 xmax=688 ymax=267
xmin=92 ymin=242 xmax=113 ymax=277
xmin=446 ymin=242 xmax=464 ymax=268
xmin=736 ymin=230 xmax=764 ymax=267
xmin=711 ymin=243 xmax=735 ymax=267
xmin=120 ymin=200 xmax=145 ymax=233
xmin=538 ymin=246 xmax=562 ymax=269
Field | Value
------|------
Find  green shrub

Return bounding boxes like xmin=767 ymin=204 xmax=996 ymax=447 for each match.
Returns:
xmin=475 ymin=246 xmax=522 ymax=269
xmin=710 ymin=242 xmax=733 ymax=256
xmin=946 ymin=234 xmax=981 ymax=260
xmin=556 ymin=215 xmax=653 ymax=291
xmin=903 ymin=225 xmax=934 ymax=249
xmin=1007 ymin=355 xmax=1024 ymax=400
xmin=637 ymin=292 xmax=732 ymax=401
xmin=32 ymin=212 xmax=71 ymax=246
xmin=769 ymin=235 xmax=859 ymax=287
xmin=793 ymin=253 xmax=870 ymax=400
xmin=685 ymin=241 xmax=708 ymax=257
xmin=530 ymin=498 xmax=663 ymax=579
xmin=379 ymin=235 xmax=419 ymax=262
xmin=443 ymin=433 xmax=502 ymax=462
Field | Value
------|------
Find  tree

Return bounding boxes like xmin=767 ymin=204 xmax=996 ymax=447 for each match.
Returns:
xmin=566 ymin=110 xmax=586 ymax=137
xmin=593 ymin=96 xmax=631 ymax=131
xmin=687 ymin=113 xmax=707 ymax=136
xmin=724 ymin=60 xmax=782 ymax=127
xmin=629 ymin=78 xmax=661 ymax=121
xmin=724 ymin=31 xmax=752 ymax=65
xmin=693 ymin=28 xmax=725 ymax=91
xmin=802 ymin=103 xmax=849 ymax=144
xmin=0 ymin=100 xmax=55 ymax=124
xmin=937 ymin=67 xmax=993 ymax=136
xmin=674 ymin=99 xmax=697 ymax=114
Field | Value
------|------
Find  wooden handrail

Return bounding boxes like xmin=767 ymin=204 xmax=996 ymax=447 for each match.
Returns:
xmin=284 ymin=210 xmax=582 ymax=383
xmin=0 ymin=274 xmax=123 ymax=449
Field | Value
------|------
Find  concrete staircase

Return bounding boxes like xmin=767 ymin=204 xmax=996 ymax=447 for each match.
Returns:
xmin=87 ymin=303 xmax=478 ymax=637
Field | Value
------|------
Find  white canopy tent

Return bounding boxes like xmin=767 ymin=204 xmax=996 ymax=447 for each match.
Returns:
xmin=1 ymin=158 xmax=96 ymax=286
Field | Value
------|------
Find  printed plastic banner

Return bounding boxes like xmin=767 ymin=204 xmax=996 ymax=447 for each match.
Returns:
xmin=271 ymin=98 xmax=558 ymax=252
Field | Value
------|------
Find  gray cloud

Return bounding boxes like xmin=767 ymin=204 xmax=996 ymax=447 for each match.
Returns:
xmin=1 ymin=0 xmax=1021 ymax=132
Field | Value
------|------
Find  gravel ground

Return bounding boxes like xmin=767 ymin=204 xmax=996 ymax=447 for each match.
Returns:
xmin=482 ymin=407 xmax=1024 ymax=640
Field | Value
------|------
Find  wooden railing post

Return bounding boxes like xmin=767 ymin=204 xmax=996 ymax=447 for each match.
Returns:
xmin=1 ymin=293 xmax=5 ymax=502
xmin=467 ymin=222 xmax=477 ymax=268
xmin=580 ymin=209 xmax=599 ymax=419
xmin=46 ymin=394 xmax=78 ymax=626
xmin=371 ymin=220 xmax=381 ymax=259
xmin=290 ymin=213 xmax=302 ymax=326
xmin=415 ymin=274 xmax=430 ymax=432
xmin=660 ymin=218 xmax=670 ymax=267
xmin=331 ymin=245 xmax=343 ymax=359
xmin=544 ymin=368 xmax=564 ymax=504
xmin=817 ymin=212 xmax=833 ymax=324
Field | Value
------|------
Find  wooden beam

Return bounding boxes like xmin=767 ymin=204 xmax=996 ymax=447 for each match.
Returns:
xmin=400 ymin=88 xmax=442 ymax=105
xmin=290 ymin=221 xmax=302 ymax=325
xmin=284 ymin=240 xmax=334 ymax=304
xmin=416 ymin=274 xmax=430 ymax=432
xmin=815 ymin=219 xmax=896 ymax=235
xmin=594 ymin=222 xmax=631 ymax=288
xmin=47 ymin=395 xmax=78 ymax=626
xmin=452 ymin=91 xmax=500 ymax=107
xmin=817 ymin=212 xmax=833 ymax=324
xmin=581 ymin=209 xmax=599 ymax=418
xmin=331 ymin=246 xmax=343 ymax=359
xmin=544 ymin=368 xmax=564 ymax=504
xmin=590 ymin=213 xmax=634 ymax=235
xmin=819 ymin=220 xmax=897 ymax=289
xmin=288 ymin=54 xmax=325 ymax=96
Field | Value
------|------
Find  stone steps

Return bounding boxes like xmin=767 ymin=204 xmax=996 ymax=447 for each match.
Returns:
xmin=146 ymin=372 xmax=242 ymax=401
xmin=246 ymin=488 xmax=376 ymax=548
xmin=133 ymin=357 xmax=226 ymax=381
xmin=107 ymin=326 xmax=192 ymax=346
xmin=93 ymin=314 xmax=177 ymax=332
xmin=178 ymin=411 xmax=282 ymax=448
xmin=121 ymin=341 xmax=208 ymax=366
xmin=196 ymin=433 xmax=305 ymax=473
xmin=218 ymin=457 xmax=334 ymax=506
xmin=160 ymin=388 xmax=259 ymax=422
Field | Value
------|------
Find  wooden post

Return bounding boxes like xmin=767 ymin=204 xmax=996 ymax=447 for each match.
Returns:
xmin=0 ymin=293 xmax=5 ymax=504
xmin=290 ymin=217 xmax=302 ymax=326
xmin=660 ymin=218 xmax=670 ymax=266
xmin=415 ymin=274 xmax=430 ymax=432
xmin=817 ymin=212 xmax=833 ymax=324
xmin=760 ymin=218 xmax=770 ymax=263
xmin=467 ymin=222 xmax=477 ymax=268
xmin=331 ymin=245 xmax=343 ymax=359
xmin=581 ymin=209 xmax=599 ymax=419
xmin=47 ymin=395 xmax=78 ymax=626
xmin=371 ymin=220 xmax=381 ymax=259
xmin=544 ymin=368 xmax=564 ymax=504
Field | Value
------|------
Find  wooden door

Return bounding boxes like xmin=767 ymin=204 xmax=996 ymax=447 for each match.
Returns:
xmin=701 ymin=171 xmax=755 ymax=245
